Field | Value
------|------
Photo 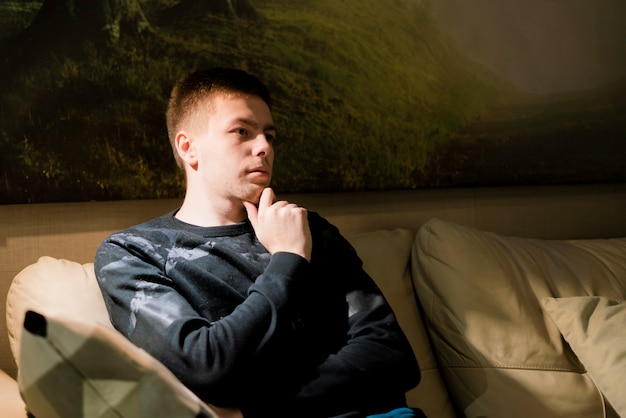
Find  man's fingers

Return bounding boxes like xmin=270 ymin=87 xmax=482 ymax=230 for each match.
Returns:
xmin=258 ymin=187 xmax=275 ymax=212
xmin=244 ymin=187 xmax=311 ymax=261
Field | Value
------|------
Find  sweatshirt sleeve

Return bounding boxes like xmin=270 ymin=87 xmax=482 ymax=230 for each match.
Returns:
xmin=288 ymin=214 xmax=421 ymax=415
xmin=94 ymin=231 xmax=309 ymax=406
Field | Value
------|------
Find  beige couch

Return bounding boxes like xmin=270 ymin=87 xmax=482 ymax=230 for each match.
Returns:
xmin=2 ymin=183 xmax=626 ymax=417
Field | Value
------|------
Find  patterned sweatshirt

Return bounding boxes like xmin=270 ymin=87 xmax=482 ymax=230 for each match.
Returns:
xmin=94 ymin=210 xmax=420 ymax=417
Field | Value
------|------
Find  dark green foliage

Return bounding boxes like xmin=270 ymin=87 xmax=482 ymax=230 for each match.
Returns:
xmin=0 ymin=0 xmax=512 ymax=203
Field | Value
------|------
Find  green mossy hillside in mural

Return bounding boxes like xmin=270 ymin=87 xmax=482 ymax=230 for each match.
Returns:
xmin=0 ymin=0 xmax=515 ymax=203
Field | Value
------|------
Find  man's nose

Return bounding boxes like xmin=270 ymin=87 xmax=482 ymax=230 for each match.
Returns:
xmin=254 ymin=134 xmax=272 ymax=156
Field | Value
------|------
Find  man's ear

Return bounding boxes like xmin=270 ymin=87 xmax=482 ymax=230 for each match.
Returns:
xmin=175 ymin=131 xmax=198 ymax=168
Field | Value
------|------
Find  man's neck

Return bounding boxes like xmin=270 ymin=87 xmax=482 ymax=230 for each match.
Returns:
xmin=175 ymin=194 xmax=246 ymax=227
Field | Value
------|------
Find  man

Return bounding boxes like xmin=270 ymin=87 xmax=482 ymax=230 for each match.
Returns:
xmin=95 ymin=68 xmax=423 ymax=418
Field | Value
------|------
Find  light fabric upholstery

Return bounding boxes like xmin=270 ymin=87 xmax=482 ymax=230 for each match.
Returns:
xmin=412 ymin=218 xmax=626 ymax=418
xmin=6 ymin=256 xmax=112 ymax=367
xmin=0 ymin=369 xmax=26 ymax=417
xmin=348 ymin=229 xmax=455 ymax=418
xmin=542 ymin=296 xmax=626 ymax=417
xmin=18 ymin=310 xmax=216 ymax=418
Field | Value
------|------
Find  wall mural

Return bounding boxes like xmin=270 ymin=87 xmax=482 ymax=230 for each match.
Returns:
xmin=1 ymin=0 xmax=624 ymax=204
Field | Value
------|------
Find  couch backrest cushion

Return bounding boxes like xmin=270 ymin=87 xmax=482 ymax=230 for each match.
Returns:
xmin=347 ymin=229 xmax=455 ymax=418
xmin=6 ymin=256 xmax=112 ymax=366
xmin=542 ymin=296 xmax=626 ymax=417
xmin=412 ymin=218 xmax=626 ymax=418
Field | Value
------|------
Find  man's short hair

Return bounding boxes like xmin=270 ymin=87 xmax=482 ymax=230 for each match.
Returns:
xmin=166 ymin=68 xmax=271 ymax=169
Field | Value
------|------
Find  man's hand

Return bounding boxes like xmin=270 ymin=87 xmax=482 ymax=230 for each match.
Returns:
xmin=243 ymin=188 xmax=312 ymax=261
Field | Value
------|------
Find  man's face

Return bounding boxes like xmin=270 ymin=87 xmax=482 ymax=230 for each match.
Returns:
xmin=192 ymin=93 xmax=276 ymax=204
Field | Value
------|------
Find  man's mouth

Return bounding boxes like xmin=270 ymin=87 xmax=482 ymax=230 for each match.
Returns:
xmin=247 ymin=166 xmax=271 ymax=179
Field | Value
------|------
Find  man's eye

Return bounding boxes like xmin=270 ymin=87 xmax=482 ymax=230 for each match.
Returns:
xmin=235 ymin=128 xmax=248 ymax=136
xmin=265 ymin=133 xmax=275 ymax=142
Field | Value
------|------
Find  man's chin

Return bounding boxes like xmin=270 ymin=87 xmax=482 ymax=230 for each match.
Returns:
xmin=244 ymin=185 xmax=268 ymax=205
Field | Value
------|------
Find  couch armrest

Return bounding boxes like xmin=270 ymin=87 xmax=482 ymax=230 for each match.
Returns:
xmin=0 ymin=369 xmax=26 ymax=417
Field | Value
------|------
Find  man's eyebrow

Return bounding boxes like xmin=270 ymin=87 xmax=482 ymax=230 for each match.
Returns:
xmin=232 ymin=117 xmax=277 ymax=132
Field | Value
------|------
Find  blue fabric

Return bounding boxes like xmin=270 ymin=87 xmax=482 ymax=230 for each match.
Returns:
xmin=367 ymin=407 xmax=418 ymax=417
